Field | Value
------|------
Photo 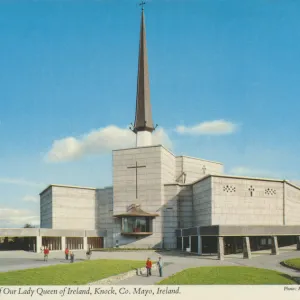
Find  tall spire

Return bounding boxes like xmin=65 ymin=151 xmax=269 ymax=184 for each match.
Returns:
xmin=132 ymin=5 xmax=155 ymax=137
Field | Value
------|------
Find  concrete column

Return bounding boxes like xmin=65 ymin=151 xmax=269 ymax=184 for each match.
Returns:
xmin=198 ymin=235 xmax=202 ymax=255
xmin=189 ymin=236 xmax=191 ymax=249
xmin=61 ymin=236 xmax=66 ymax=250
xmin=218 ymin=236 xmax=224 ymax=260
xmin=242 ymin=237 xmax=252 ymax=259
xmin=36 ymin=236 xmax=42 ymax=253
xmin=271 ymin=236 xmax=279 ymax=255
xmin=297 ymin=236 xmax=300 ymax=250
xmin=83 ymin=237 xmax=88 ymax=251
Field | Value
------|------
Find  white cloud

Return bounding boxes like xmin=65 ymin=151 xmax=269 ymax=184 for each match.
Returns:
xmin=176 ymin=120 xmax=238 ymax=135
xmin=22 ymin=195 xmax=39 ymax=203
xmin=229 ymin=166 xmax=280 ymax=179
xmin=45 ymin=125 xmax=172 ymax=163
xmin=0 ymin=208 xmax=39 ymax=228
xmin=0 ymin=177 xmax=44 ymax=188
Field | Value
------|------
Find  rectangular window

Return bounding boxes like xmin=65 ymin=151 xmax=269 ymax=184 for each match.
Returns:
xmin=121 ymin=217 xmax=150 ymax=233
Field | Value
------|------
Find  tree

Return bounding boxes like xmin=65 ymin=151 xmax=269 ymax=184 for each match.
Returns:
xmin=24 ymin=223 xmax=35 ymax=228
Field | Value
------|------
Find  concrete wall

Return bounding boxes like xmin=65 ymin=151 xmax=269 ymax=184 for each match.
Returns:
xmin=161 ymin=147 xmax=176 ymax=186
xmin=51 ymin=186 xmax=96 ymax=230
xmin=163 ymin=185 xmax=180 ymax=249
xmin=211 ymin=176 xmax=283 ymax=225
xmin=96 ymin=187 xmax=115 ymax=247
xmin=112 ymin=145 xmax=166 ymax=248
xmin=175 ymin=156 xmax=223 ymax=184
xmin=285 ymin=182 xmax=300 ymax=225
xmin=178 ymin=185 xmax=193 ymax=228
xmin=192 ymin=177 xmax=212 ymax=226
xmin=40 ymin=188 xmax=53 ymax=228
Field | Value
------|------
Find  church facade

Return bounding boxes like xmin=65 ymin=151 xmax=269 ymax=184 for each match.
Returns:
xmin=38 ymin=9 xmax=300 ymax=259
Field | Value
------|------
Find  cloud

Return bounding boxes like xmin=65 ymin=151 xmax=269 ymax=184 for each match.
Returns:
xmin=176 ymin=120 xmax=238 ymax=135
xmin=229 ymin=166 xmax=281 ymax=179
xmin=22 ymin=195 xmax=39 ymax=203
xmin=0 ymin=177 xmax=44 ymax=188
xmin=0 ymin=208 xmax=39 ymax=228
xmin=45 ymin=125 xmax=172 ymax=163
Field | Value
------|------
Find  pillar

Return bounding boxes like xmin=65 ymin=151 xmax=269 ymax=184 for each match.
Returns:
xmin=36 ymin=236 xmax=42 ymax=253
xmin=83 ymin=237 xmax=88 ymax=251
xmin=296 ymin=236 xmax=300 ymax=250
xmin=61 ymin=236 xmax=66 ymax=250
xmin=271 ymin=236 xmax=279 ymax=255
xmin=198 ymin=235 xmax=202 ymax=255
xmin=243 ymin=237 xmax=252 ymax=259
xmin=218 ymin=236 xmax=224 ymax=260
xmin=181 ymin=237 xmax=184 ymax=251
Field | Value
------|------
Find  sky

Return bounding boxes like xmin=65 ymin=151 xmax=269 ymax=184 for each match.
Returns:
xmin=0 ymin=0 xmax=299 ymax=227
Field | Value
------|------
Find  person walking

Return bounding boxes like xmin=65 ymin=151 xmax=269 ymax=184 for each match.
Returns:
xmin=157 ymin=257 xmax=163 ymax=277
xmin=65 ymin=247 xmax=69 ymax=260
xmin=146 ymin=258 xmax=152 ymax=277
xmin=86 ymin=247 xmax=92 ymax=260
xmin=70 ymin=251 xmax=74 ymax=263
xmin=43 ymin=247 xmax=49 ymax=262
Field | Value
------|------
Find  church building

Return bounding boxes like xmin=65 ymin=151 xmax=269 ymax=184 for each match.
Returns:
xmin=36 ymin=8 xmax=300 ymax=260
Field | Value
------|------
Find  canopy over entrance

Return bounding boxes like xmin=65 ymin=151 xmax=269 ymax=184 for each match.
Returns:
xmin=113 ymin=204 xmax=159 ymax=236
xmin=113 ymin=204 xmax=159 ymax=218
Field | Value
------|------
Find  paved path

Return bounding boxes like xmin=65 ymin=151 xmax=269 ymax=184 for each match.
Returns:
xmin=1 ymin=247 xmax=300 ymax=286
xmin=0 ymin=250 xmax=161 ymax=272
xmin=117 ymin=247 xmax=300 ymax=285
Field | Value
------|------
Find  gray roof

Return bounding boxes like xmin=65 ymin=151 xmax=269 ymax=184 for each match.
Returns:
xmin=133 ymin=9 xmax=155 ymax=133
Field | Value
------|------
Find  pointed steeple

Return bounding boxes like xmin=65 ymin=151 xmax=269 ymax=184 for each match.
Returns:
xmin=132 ymin=7 xmax=155 ymax=134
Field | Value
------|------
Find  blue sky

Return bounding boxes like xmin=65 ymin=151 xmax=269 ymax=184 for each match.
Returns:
xmin=0 ymin=0 xmax=299 ymax=227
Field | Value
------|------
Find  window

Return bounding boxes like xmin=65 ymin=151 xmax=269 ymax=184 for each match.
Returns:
xmin=121 ymin=217 xmax=151 ymax=233
xmin=260 ymin=238 xmax=266 ymax=245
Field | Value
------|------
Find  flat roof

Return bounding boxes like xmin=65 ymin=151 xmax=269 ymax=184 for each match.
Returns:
xmin=39 ymin=184 xmax=97 ymax=196
xmin=113 ymin=144 xmax=223 ymax=165
xmin=165 ymin=174 xmax=300 ymax=191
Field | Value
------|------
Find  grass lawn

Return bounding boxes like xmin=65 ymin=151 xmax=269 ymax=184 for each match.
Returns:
xmin=283 ymin=258 xmax=300 ymax=270
xmin=0 ymin=259 xmax=145 ymax=285
xmin=158 ymin=266 xmax=296 ymax=285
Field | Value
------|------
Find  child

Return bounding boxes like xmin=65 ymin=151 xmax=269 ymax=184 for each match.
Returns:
xmin=146 ymin=257 xmax=152 ymax=277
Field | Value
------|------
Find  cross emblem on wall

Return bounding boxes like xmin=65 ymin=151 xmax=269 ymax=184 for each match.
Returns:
xmin=248 ymin=186 xmax=255 ymax=197
xmin=202 ymin=165 xmax=206 ymax=174
xmin=127 ymin=161 xmax=146 ymax=199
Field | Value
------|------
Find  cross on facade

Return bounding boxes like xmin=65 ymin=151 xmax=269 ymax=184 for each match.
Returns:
xmin=202 ymin=165 xmax=206 ymax=174
xmin=127 ymin=161 xmax=146 ymax=199
xmin=249 ymin=186 xmax=255 ymax=197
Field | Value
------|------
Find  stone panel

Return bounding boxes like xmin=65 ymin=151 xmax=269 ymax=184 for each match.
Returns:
xmin=176 ymin=156 xmax=223 ymax=184
xmin=211 ymin=176 xmax=283 ymax=225
xmin=285 ymin=182 xmax=300 ymax=225
xmin=51 ymin=186 xmax=96 ymax=230
xmin=40 ymin=188 xmax=53 ymax=228
xmin=192 ymin=177 xmax=212 ymax=226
